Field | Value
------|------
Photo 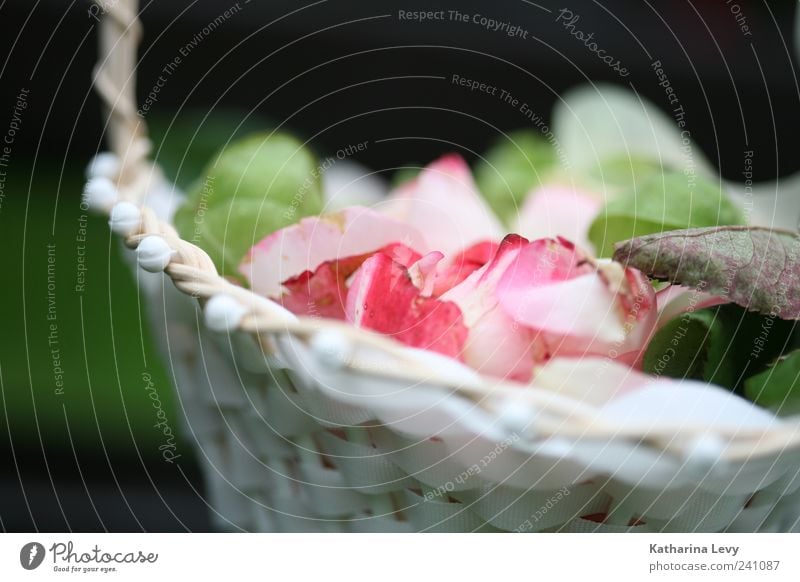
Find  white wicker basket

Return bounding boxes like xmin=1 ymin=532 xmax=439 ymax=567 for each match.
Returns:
xmin=88 ymin=1 xmax=800 ymax=532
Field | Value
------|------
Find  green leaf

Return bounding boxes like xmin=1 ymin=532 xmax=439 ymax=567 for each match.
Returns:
xmin=176 ymin=198 xmax=295 ymax=279
xmin=745 ymin=350 xmax=800 ymax=413
xmin=644 ymin=309 xmax=723 ymax=382
xmin=589 ymin=171 xmax=745 ymax=257
xmin=614 ymin=226 xmax=800 ymax=320
xmin=716 ymin=306 xmax=798 ymax=392
xmin=147 ymin=108 xmax=270 ymax=189
xmin=644 ymin=304 xmax=797 ymax=391
xmin=552 ymin=83 xmax=715 ymax=176
xmin=175 ymin=132 xmax=324 ymax=277
xmin=585 ymin=155 xmax=663 ymax=195
xmin=391 ymin=167 xmax=421 ymax=188
xmin=474 ymin=130 xmax=557 ymax=223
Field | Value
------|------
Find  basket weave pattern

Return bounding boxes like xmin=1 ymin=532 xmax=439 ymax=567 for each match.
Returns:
xmin=168 ymin=295 xmax=800 ymax=532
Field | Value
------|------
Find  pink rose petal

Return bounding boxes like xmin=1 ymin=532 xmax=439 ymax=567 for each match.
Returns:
xmin=346 ymin=252 xmax=468 ymax=359
xmin=383 ymin=154 xmax=504 ymax=256
xmin=505 ymin=273 xmax=627 ymax=343
xmin=496 ymin=238 xmax=656 ymax=364
xmin=279 ymin=254 xmax=369 ymax=320
xmin=441 ymin=235 xmax=546 ymax=381
xmin=431 ymin=240 xmax=500 ymax=297
xmin=408 ymin=251 xmax=445 ymax=296
xmin=240 ymin=206 xmax=427 ymax=297
xmin=278 ymin=243 xmax=422 ymax=320
xmin=513 ymin=185 xmax=602 ymax=253
xmin=655 ymin=284 xmax=729 ymax=329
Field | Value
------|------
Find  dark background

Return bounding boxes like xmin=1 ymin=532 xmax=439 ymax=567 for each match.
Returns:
xmin=0 ymin=0 xmax=798 ymax=531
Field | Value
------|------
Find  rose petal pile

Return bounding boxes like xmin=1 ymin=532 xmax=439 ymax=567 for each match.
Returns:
xmin=240 ymin=155 xmax=658 ymax=382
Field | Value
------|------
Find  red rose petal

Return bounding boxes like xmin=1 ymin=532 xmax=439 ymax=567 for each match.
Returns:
xmin=347 ymin=253 xmax=468 ymax=359
xmin=278 ymin=243 xmax=421 ymax=320
xmin=432 ymin=240 xmax=500 ymax=296
xmin=279 ymin=254 xmax=369 ymax=319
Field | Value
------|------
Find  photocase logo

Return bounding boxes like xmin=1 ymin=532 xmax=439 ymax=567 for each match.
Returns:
xmin=20 ymin=542 xmax=46 ymax=570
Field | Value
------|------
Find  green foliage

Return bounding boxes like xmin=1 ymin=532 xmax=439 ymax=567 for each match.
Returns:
xmin=474 ymin=130 xmax=557 ymax=224
xmin=147 ymin=109 xmax=271 ymax=189
xmin=585 ymin=155 xmax=663 ymax=195
xmin=644 ymin=304 xmax=797 ymax=394
xmin=0 ymin=164 xmax=178 ymax=451
xmin=174 ymin=132 xmax=324 ymax=278
xmin=614 ymin=226 xmax=800 ymax=320
xmin=589 ymin=171 xmax=745 ymax=257
xmin=746 ymin=350 xmax=800 ymax=413
xmin=391 ymin=167 xmax=421 ymax=188
xmin=644 ymin=309 xmax=725 ymax=383
xmin=552 ymin=83 xmax=715 ymax=177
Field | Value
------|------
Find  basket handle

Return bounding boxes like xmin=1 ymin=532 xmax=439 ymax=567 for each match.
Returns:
xmin=89 ymin=2 xmax=325 ymax=319
xmin=93 ymin=0 xmax=151 ymax=202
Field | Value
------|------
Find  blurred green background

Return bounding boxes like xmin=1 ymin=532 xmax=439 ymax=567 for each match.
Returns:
xmin=0 ymin=111 xmax=268 ymax=456
xmin=0 ymin=161 xmax=176 ymax=452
